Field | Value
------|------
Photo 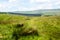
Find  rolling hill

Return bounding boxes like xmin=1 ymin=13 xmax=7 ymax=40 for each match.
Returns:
xmin=0 ymin=9 xmax=60 ymax=16
xmin=11 ymin=9 xmax=60 ymax=16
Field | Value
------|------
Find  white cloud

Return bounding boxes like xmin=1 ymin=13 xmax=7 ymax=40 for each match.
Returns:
xmin=18 ymin=7 xmax=28 ymax=11
xmin=0 ymin=3 xmax=17 ymax=12
xmin=0 ymin=4 xmax=2 ymax=8
xmin=0 ymin=4 xmax=6 ymax=9
xmin=18 ymin=6 xmax=40 ymax=11
xmin=29 ymin=0 xmax=50 ymax=3
xmin=0 ymin=0 xmax=60 ymax=12
xmin=29 ymin=0 xmax=60 ymax=9
xmin=0 ymin=3 xmax=9 ymax=12
xmin=55 ymin=1 xmax=60 ymax=5
xmin=18 ymin=4 xmax=52 ymax=11
xmin=8 ymin=0 xmax=17 ymax=2
xmin=29 ymin=3 xmax=53 ymax=10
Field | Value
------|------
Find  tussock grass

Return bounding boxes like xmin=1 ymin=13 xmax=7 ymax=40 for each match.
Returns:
xmin=0 ymin=14 xmax=60 ymax=40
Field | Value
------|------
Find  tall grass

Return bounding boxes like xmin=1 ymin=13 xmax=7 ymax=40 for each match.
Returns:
xmin=0 ymin=14 xmax=60 ymax=40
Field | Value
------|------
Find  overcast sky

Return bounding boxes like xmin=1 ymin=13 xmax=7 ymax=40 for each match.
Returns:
xmin=0 ymin=0 xmax=60 ymax=12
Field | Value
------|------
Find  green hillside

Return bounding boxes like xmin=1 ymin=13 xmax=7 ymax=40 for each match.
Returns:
xmin=0 ymin=14 xmax=60 ymax=40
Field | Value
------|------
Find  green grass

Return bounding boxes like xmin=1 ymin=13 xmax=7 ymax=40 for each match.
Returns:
xmin=0 ymin=14 xmax=60 ymax=40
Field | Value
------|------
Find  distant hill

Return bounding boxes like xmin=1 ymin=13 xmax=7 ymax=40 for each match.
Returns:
xmin=8 ymin=13 xmax=42 ymax=16
xmin=0 ymin=9 xmax=60 ymax=16
xmin=11 ymin=9 xmax=60 ymax=15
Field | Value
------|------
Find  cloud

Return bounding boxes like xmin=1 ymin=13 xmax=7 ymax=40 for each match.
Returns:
xmin=0 ymin=4 xmax=2 ymax=8
xmin=29 ymin=0 xmax=50 ymax=3
xmin=0 ymin=4 xmax=6 ymax=11
xmin=0 ymin=3 xmax=18 ymax=12
xmin=29 ymin=0 xmax=60 ymax=9
xmin=18 ymin=7 xmax=28 ymax=11
xmin=0 ymin=4 xmax=7 ymax=9
xmin=8 ymin=0 xmax=17 ymax=2
xmin=18 ymin=6 xmax=39 ymax=11
xmin=0 ymin=0 xmax=20 ymax=12
xmin=55 ymin=1 xmax=60 ymax=5
xmin=18 ymin=4 xmax=52 ymax=11
xmin=29 ymin=3 xmax=53 ymax=10
xmin=0 ymin=0 xmax=60 ymax=12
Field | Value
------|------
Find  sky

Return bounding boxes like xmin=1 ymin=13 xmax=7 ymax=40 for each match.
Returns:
xmin=0 ymin=0 xmax=60 ymax=12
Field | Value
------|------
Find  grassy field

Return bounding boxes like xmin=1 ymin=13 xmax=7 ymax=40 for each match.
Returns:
xmin=0 ymin=14 xmax=60 ymax=40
